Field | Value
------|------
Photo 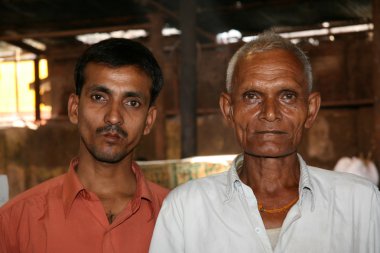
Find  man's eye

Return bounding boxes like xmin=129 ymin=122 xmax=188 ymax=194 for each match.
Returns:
xmin=243 ymin=91 xmax=260 ymax=101
xmin=126 ymin=100 xmax=141 ymax=108
xmin=91 ymin=94 xmax=106 ymax=101
xmin=281 ymin=92 xmax=297 ymax=101
xmin=281 ymin=91 xmax=297 ymax=103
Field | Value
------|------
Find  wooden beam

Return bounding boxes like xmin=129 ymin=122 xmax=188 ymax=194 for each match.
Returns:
xmin=197 ymin=0 xmax=300 ymax=13
xmin=6 ymin=40 xmax=44 ymax=55
xmin=146 ymin=0 xmax=215 ymax=42
xmin=321 ymin=99 xmax=374 ymax=108
xmin=373 ymin=0 xmax=380 ymax=171
xmin=180 ymin=0 xmax=197 ymax=158
xmin=148 ymin=13 xmax=167 ymax=160
xmin=0 ymin=23 xmax=150 ymax=41
xmin=164 ymin=99 xmax=375 ymax=116
xmin=34 ymin=56 xmax=41 ymax=121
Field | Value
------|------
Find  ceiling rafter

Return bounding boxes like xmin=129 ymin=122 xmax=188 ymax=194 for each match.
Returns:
xmin=0 ymin=23 xmax=150 ymax=41
xmin=6 ymin=40 xmax=44 ymax=55
xmin=144 ymin=0 xmax=215 ymax=42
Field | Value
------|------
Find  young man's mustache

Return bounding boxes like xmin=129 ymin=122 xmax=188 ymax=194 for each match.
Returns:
xmin=96 ymin=124 xmax=128 ymax=138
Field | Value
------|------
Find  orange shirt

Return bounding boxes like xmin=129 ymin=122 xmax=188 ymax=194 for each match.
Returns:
xmin=0 ymin=159 xmax=169 ymax=253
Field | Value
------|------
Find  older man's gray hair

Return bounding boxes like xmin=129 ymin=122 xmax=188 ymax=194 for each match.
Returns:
xmin=226 ymin=31 xmax=313 ymax=93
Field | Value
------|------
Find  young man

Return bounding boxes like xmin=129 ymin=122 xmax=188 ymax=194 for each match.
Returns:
xmin=0 ymin=38 xmax=169 ymax=253
xmin=149 ymin=32 xmax=380 ymax=253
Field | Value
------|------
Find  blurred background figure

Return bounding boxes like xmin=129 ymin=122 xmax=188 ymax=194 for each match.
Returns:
xmin=0 ymin=175 xmax=8 ymax=206
xmin=334 ymin=156 xmax=379 ymax=185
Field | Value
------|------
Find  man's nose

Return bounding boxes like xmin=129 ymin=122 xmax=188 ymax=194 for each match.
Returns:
xmin=260 ymin=98 xmax=281 ymax=122
xmin=104 ymin=102 xmax=124 ymax=125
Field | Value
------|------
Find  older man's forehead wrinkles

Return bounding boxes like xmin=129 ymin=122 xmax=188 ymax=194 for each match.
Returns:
xmin=237 ymin=70 xmax=307 ymax=90
xmin=242 ymin=63 xmax=303 ymax=75
xmin=240 ymin=75 xmax=303 ymax=88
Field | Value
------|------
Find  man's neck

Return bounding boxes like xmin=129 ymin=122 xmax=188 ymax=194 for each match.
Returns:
xmin=239 ymin=153 xmax=301 ymax=229
xmin=75 ymin=153 xmax=137 ymax=223
xmin=75 ymin=153 xmax=137 ymax=196
xmin=239 ymin=153 xmax=300 ymax=194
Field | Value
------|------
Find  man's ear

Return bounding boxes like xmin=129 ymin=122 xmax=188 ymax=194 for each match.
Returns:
xmin=305 ymin=92 xmax=321 ymax=129
xmin=68 ymin=93 xmax=79 ymax=124
xmin=219 ymin=92 xmax=234 ymax=123
xmin=143 ymin=106 xmax=157 ymax=135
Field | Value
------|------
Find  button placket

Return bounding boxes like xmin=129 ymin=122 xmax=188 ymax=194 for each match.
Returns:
xmin=237 ymin=181 xmax=273 ymax=253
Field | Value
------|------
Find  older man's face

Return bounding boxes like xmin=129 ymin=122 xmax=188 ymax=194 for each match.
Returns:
xmin=220 ymin=49 xmax=320 ymax=158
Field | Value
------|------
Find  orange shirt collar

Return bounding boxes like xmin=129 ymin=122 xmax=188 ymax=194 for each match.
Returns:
xmin=62 ymin=158 xmax=155 ymax=218
xmin=62 ymin=158 xmax=84 ymax=216
xmin=129 ymin=161 xmax=155 ymax=219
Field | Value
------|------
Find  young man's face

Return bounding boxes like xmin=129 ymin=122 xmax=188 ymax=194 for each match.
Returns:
xmin=220 ymin=49 xmax=320 ymax=158
xmin=68 ymin=63 xmax=156 ymax=163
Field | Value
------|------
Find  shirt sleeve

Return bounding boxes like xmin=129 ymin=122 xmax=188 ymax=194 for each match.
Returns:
xmin=0 ymin=209 xmax=13 ymax=253
xmin=0 ymin=213 xmax=6 ymax=253
xmin=369 ymin=185 xmax=380 ymax=253
xmin=149 ymin=191 xmax=184 ymax=253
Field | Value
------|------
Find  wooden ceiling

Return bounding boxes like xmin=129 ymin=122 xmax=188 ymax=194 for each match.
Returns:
xmin=0 ymin=0 xmax=373 ymax=53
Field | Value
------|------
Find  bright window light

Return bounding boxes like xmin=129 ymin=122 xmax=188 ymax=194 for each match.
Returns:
xmin=322 ymin=22 xmax=330 ymax=28
xmin=234 ymin=23 xmax=373 ymax=44
xmin=22 ymin=39 xmax=46 ymax=51
xmin=162 ymin=27 xmax=181 ymax=36
xmin=76 ymin=27 xmax=182 ymax=45
xmin=280 ymin=28 xmax=329 ymax=39
xmin=330 ymin=23 xmax=373 ymax=34
xmin=76 ymin=29 xmax=148 ymax=45
xmin=0 ymin=58 xmax=50 ymax=128
xmin=216 ymin=29 xmax=242 ymax=44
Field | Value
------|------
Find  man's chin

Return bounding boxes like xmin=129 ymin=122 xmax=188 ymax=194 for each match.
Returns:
xmin=244 ymin=150 xmax=296 ymax=159
xmin=91 ymin=150 xmax=129 ymax=164
xmin=95 ymin=156 xmax=125 ymax=164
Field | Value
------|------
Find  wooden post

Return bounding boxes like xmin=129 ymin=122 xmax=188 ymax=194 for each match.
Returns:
xmin=180 ymin=0 xmax=197 ymax=158
xmin=149 ymin=13 xmax=166 ymax=160
xmin=373 ymin=0 xmax=380 ymax=172
xmin=34 ymin=56 xmax=41 ymax=122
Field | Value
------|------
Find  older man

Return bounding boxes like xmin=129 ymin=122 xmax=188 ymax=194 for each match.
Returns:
xmin=149 ymin=31 xmax=380 ymax=253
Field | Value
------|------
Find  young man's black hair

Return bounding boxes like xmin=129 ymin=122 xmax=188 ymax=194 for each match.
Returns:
xmin=74 ymin=38 xmax=163 ymax=105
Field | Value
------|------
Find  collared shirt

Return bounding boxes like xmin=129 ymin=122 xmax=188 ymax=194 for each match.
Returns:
xmin=0 ymin=159 xmax=169 ymax=253
xmin=149 ymin=154 xmax=380 ymax=253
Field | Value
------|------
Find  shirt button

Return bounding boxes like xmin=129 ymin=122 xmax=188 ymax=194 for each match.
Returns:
xmin=255 ymin=227 xmax=261 ymax=233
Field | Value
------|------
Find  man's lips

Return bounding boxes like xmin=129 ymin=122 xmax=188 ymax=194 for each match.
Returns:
xmin=255 ymin=130 xmax=287 ymax=135
xmin=96 ymin=124 xmax=128 ymax=139
xmin=103 ymin=132 xmax=122 ymax=139
xmin=102 ymin=131 xmax=125 ymax=144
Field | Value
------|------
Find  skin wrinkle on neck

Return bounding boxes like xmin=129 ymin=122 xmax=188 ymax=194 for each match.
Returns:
xmin=239 ymin=155 xmax=300 ymax=195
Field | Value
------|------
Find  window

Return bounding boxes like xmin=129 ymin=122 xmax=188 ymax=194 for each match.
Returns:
xmin=0 ymin=48 xmax=50 ymax=128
